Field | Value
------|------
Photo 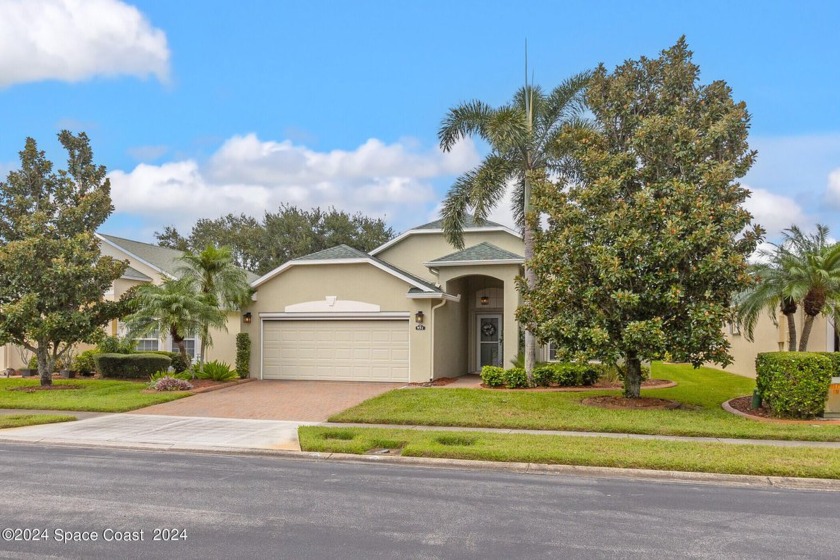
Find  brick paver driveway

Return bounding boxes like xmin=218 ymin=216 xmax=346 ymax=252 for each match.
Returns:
xmin=129 ymin=380 xmax=404 ymax=422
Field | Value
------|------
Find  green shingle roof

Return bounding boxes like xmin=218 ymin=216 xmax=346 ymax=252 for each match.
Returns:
xmin=414 ymin=215 xmax=507 ymax=230
xmin=99 ymin=233 xmax=259 ymax=283
xmin=122 ymin=266 xmax=152 ymax=281
xmin=99 ymin=234 xmax=186 ymax=278
xmin=427 ymin=242 xmax=524 ymax=265
xmin=294 ymin=244 xmax=370 ymax=261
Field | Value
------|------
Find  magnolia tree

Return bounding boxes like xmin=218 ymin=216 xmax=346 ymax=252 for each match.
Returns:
xmin=0 ymin=132 xmax=127 ymax=386
xmin=518 ymin=38 xmax=763 ymax=398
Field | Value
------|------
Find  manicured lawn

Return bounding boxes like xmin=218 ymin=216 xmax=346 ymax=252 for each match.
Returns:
xmin=0 ymin=414 xmax=76 ymax=429
xmin=299 ymin=426 xmax=840 ymax=479
xmin=330 ymin=362 xmax=840 ymax=441
xmin=0 ymin=378 xmax=191 ymax=412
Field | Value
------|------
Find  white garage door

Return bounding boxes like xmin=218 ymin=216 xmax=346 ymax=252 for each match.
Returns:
xmin=262 ymin=320 xmax=409 ymax=382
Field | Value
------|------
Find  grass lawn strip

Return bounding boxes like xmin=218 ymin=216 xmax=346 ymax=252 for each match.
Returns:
xmin=0 ymin=379 xmax=190 ymax=412
xmin=330 ymin=362 xmax=840 ymax=442
xmin=0 ymin=414 xmax=76 ymax=429
xmin=300 ymin=426 xmax=840 ymax=479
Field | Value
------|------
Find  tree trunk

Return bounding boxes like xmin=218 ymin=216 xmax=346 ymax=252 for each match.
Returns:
xmin=522 ymin=223 xmax=537 ymax=386
xmin=170 ymin=325 xmax=188 ymax=362
xmin=198 ymin=330 xmax=207 ymax=367
xmin=37 ymin=346 xmax=52 ymax=387
xmin=799 ymin=314 xmax=816 ymax=352
xmin=623 ymin=354 xmax=643 ymax=398
xmin=784 ymin=311 xmax=797 ymax=352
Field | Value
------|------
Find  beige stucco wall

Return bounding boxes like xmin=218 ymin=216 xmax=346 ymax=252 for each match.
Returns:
xmin=431 ymin=277 xmax=469 ymax=377
xmin=375 ymin=230 xmax=524 ymax=282
xmin=721 ymin=310 xmax=834 ymax=378
xmin=205 ymin=311 xmax=240 ymax=364
xmin=242 ymin=262 xmax=437 ymax=382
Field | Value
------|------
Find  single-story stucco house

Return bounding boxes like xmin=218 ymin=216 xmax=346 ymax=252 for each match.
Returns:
xmin=240 ymin=217 xmax=538 ymax=383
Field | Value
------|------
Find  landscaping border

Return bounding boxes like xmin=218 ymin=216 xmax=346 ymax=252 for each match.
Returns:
xmin=722 ymin=397 xmax=840 ymax=425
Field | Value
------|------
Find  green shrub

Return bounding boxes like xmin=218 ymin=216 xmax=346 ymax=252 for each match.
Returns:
xmin=169 ymin=353 xmax=191 ymax=373
xmin=503 ymin=367 xmax=529 ymax=388
xmin=236 ymin=332 xmax=251 ymax=379
xmin=542 ymin=363 xmax=600 ymax=387
xmin=27 ymin=356 xmax=38 ymax=370
xmin=755 ymin=352 xmax=833 ymax=419
xmin=96 ymin=336 xmax=136 ymax=354
xmin=532 ymin=365 xmax=554 ymax=387
xmin=197 ymin=360 xmax=237 ymax=382
xmin=480 ymin=366 xmax=505 ymax=387
xmin=72 ymin=349 xmax=99 ymax=376
xmin=818 ymin=352 xmax=840 ymax=376
xmin=94 ymin=353 xmax=172 ymax=380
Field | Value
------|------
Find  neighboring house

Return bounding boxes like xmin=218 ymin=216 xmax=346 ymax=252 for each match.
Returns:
xmin=241 ymin=217 xmax=536 ymax=382
xmin=721 ymin=311 xmax=837 ymax=378
xmin=0 ymin=234 xmax=256 ymax=370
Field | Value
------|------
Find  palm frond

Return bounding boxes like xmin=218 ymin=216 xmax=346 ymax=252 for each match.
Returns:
xmin=438 ymin=100 xmax=495 ymax=152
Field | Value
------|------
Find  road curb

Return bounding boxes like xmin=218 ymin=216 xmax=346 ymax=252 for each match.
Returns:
xmin=3 ymin=437 xmax=839 ymax=491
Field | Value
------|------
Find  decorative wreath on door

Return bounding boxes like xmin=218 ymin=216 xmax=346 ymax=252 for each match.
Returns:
xmin=481 ymin=322 xmax=497 ymax=337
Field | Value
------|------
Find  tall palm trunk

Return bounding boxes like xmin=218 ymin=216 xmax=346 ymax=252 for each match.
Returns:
xmin=799 ymin=289 xmax=825 ymax=351
xmin=799 ymin=314 xmax=816 ymax=352
xmin=523 ymin=223 xmax=537 ymax=382
xmin=784 ymin=312 xmax=797 ymax=351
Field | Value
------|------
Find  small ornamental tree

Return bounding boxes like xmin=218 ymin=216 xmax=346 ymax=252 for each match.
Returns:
xmin=0 ymin=132 xmax=128 ymax=386
xmin=518 ymin=38 xmax=763 ymax=398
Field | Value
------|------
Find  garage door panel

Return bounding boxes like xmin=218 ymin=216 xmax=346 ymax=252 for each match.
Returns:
xmin=263 ymin=320 xmax=409 ymax=382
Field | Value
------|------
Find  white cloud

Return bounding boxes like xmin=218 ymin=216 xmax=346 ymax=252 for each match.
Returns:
xmin=742 ymin=186 xmax=808 ymax=237
xmin=824 ymin=168 xmax=840 ymax=208
xmin=0 ymin=0 xmax=169 ymax=88
xmin=109 ymin=134 xmax=481 ymax=232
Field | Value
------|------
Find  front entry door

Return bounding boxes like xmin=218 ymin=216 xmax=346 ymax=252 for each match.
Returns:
xmin=476 ymin=314 xmax=503 ymax=369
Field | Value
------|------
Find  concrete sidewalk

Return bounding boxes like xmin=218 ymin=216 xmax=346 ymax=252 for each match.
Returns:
xmin=0 ymin=414 xmax=314 ymax=451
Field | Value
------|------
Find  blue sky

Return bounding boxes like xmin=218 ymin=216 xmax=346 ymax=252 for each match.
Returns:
xmin=1 ymin=0 xmax=838 ymax=244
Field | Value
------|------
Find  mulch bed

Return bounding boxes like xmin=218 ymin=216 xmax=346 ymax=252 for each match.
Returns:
xmin=408 ymin=377 xmax=459 ymax=387
xmin=728 ymin=396 xmax=774 ymax=419
xmin=143 ymin=377 xmax=253 ymax=394
xmin=483 ymin=379 xmax=676 ymax=392
xmin=581 ymin=395 xmax=682 ymax=410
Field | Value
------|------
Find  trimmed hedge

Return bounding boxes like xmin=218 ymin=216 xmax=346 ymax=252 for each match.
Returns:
xmin=94 ymin=353 xmax=172 ymax=380
xmin=755 ymin=352 xmax=833 ymax=419
xmin=481 ymin=362 xmax=600 ymax=389
xmin=236 ymin=332 xmax=251 ymax=379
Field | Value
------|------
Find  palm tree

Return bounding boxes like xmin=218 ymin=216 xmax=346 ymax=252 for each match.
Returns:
xmin=736 ymin=262 xmax=799 ymax=352
xmin=781 ymin=225 xmax=840 ymax=350
xmin=737 ymin=225 xmax=840 ymax=351
xmin=438 ymin=71 xmax=591 ymax=383
xmin=176 ymin=245 xmax=251 ymax=364
xmin=124 ymin=278 xmax=226 ymax=363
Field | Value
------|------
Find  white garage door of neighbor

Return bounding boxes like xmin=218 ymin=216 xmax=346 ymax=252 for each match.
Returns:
xmin=262 ymin=320 xmax=410 ymax=382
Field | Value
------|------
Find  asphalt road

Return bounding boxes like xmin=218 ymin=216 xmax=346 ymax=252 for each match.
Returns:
xmin=0 ymin=443 xmax=837 ymax=559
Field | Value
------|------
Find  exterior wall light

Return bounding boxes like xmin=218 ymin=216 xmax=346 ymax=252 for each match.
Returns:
xmin=480 ymin=295 xmax=490 ymax=306
xmin=243 ymin=312 xmax=252 ymax=324
xmin=415 ymin=311 xmax=424 ymax=324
